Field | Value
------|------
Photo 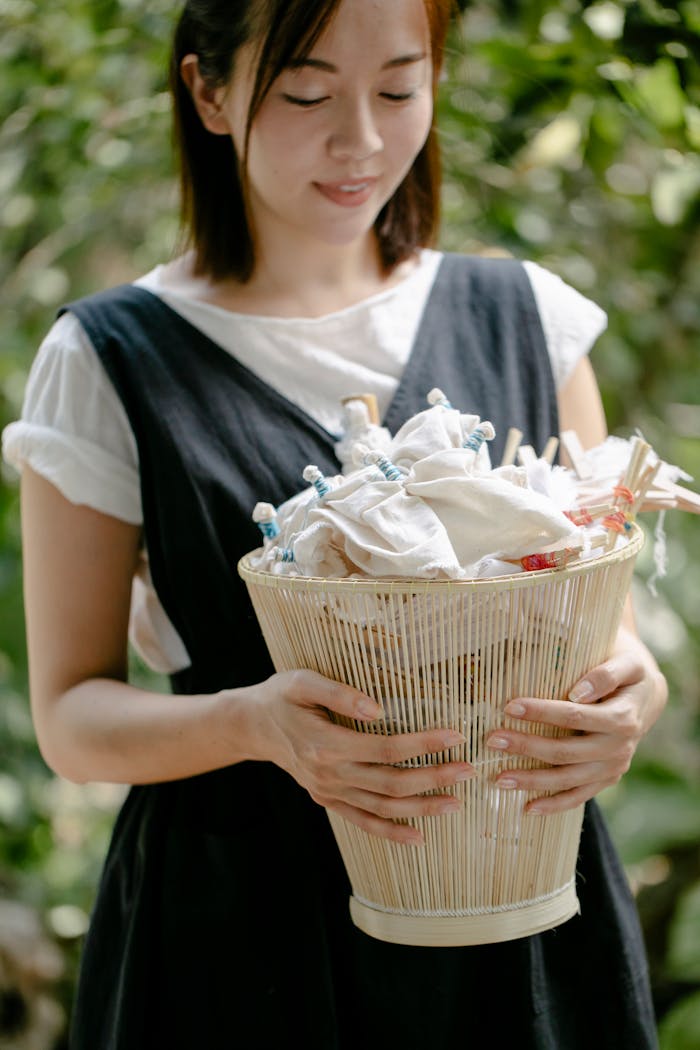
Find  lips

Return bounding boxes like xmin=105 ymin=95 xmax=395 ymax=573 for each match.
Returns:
xmin=314 ymin=177 xmax=378 ymax=208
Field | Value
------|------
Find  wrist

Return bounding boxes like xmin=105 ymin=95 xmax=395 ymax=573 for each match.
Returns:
xmin=211 ymin=682 xmax=276 ymax=765
xmin=614 ymin=624 xmax=658 ymax=670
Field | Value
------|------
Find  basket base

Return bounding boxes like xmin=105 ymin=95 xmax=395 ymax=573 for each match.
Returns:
xmin=349 ymin=882 xmax=580 ymax=947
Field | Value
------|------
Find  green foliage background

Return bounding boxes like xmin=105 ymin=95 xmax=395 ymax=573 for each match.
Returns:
xmin=0 ymin=0 xmax=698 ymax=1046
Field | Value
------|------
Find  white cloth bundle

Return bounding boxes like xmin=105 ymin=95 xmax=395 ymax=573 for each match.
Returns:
xmin=403 ymin=450 xmax=579 ymax=569
xmin=250 ymin=404 xmax=581 ymax=580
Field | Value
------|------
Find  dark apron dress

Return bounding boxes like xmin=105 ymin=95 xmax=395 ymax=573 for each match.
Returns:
xmin=60 ymin=255 xmax=658 ymax=1049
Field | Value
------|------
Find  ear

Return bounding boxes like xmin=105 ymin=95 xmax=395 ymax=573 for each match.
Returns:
xmin=180 ymin=54 xmax=231 ymax=136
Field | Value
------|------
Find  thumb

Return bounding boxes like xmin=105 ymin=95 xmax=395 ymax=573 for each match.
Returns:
xmin=568 ymin=651 xmax=641 ymax=704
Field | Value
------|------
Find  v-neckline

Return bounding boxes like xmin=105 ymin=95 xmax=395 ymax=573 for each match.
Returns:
xmin=128 ymin=254 xmax=449 ymax=452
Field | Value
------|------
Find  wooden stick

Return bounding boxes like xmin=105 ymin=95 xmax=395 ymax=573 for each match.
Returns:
xmin=341 ymin=393 xmax=380 ymax=425
xmin=652 ymin=481 xmax=700 ymax=514
xmin=541 ymin=436 xmax=559 ymax=465
xmin=622 ymin=437 xmax=651 ymax=496
xmin=604 ymin=437 xmax=650 ymax=551
xmin=516 ymin=444 xmax=537 ymax=467
xmin=631 ymin=461 xmax=662 ymax=515
xmin=500 ymin=427 xmax=523 ymax=467
xmin=560 ymin=430 xmax=592 ymax=479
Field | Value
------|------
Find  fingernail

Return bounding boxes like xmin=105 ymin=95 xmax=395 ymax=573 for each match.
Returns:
xmin=498 ymin=777 xmax=518 ymax=789
xmin=442 ymin=732 xmax=466 ymax=747
xmin=488 ymin=736 xmax=509 ymax=750
xmin=439 ymin=799 xmax=462 ymax=814
xmin=455 ymin=768 xmax=476 ymax=782
xmin=358 ymin=700 xmax=382 ymax=719
xmin=568 ymin=681 xmax=594 ymax=703
xmin=505 ymin=701 xmax=526 ymax=717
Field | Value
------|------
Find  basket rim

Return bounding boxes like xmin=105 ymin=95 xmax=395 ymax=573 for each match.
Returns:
xmin=237 ymin=521 xmax=644 ymax=594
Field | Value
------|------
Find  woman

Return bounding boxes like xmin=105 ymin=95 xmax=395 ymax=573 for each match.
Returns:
xmin=4 ymin=0 xmax=666 ymax=1046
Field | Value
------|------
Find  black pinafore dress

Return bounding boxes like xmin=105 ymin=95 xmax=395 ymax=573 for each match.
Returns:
xmin=62 ymin=255 xmax=658 ymax=1050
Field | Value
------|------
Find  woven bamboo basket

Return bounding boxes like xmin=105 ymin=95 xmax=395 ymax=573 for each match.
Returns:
xmin=238 ymin=523 xmax=643 ymax=947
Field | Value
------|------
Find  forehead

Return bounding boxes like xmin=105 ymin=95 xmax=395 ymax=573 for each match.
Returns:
xmin=307 ymin=0 xmax=431 ymax=64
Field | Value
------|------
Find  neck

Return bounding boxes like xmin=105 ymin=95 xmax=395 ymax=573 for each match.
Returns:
xmin=173 ymin=234 xmax=420 ymax=319
xmin=246 ymin=231 xmax=386 ymax=317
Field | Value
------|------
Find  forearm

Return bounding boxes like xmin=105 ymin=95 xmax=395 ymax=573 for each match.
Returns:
xmin=615 ymin=596 xmax=668 ymax=731
xmin=35 ymin=677 xmax=262 ymax=785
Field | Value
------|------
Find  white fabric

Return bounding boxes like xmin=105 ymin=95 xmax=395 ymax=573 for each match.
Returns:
xmin=252 ymin=405 xmax=580 ymax=580
xmin=2 ymin=251 xmax=607 ymax=674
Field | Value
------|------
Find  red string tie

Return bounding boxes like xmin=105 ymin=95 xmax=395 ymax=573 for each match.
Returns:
xmin=602 ymin=511 xmax=630 ymax=533
xmin=613 ymin=485 xmax=635 ymax=505
xmin=521 ymin=549 xmax=572 ymax=572
xmin=565 ymin=508 xmax=593 ymax=526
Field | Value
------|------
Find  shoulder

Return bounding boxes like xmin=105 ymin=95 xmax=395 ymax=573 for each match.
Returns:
xmin=25 ymin=310 xmax=104 ymax=387
xmin=56 ymin=281 xmax=171 ymax=363
xmin=521 ymin=260 xmax=607 ymax=389
xmin=2 ymin=308 xmax=142 ymax=524
xmin=438 ymin=253 xmax=607 ymax=390
xmin=521 ymin=260 xmax=606 ymax=327
xmin=439 ymin=251 xmax=527 ymax=286
xmin=437 ymin=252 xmax=545 ymax=318
xmin=59 ymin=282 xmax=156 ymax=324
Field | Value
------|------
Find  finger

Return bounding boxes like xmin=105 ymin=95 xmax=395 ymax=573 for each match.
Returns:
xmin=495 ymin=759 xmax=610 ymax=794
xmin=324 ymin=800 xmax=425 ymax=845
xmin=357 ymin=759 xmax=476 ymax=798
xmin=502 ymin=694 xmax=639 ymax=735
xmin=283 ymin=670 xmax=382 ymax=721
xmin=566 ymin=651 xmax=646 ymax=704
xmin=295 ymin=725 xmax=470 ymax=789
xmin=340 ymin=786 xmax=463 ymax=822
xmin=525 ymin=780 xmax=614 ymax=815
xmin=486 ymin=729 xmax=619 ymax=766
xmin=361 ymin=727 xmax=467 ymax=766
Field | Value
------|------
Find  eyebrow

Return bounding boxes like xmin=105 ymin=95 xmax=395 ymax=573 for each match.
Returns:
xmin=287 ymin=53 xmax=427 ymax=73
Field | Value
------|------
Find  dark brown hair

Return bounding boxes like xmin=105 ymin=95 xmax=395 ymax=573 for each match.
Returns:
xmin=170 ymin=0 xmax=452 ymax=282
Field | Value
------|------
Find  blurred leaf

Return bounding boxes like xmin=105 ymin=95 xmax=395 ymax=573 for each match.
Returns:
xmin=666 ymin=881 xmax=700 ymax=981
xmin=651 ymin=157 xmax=700 ymax=225
xmin=635 ymin=59 xmax=686 ymax=129
xmin=659 ymin=991 xmax=700 ymax=1050
xmin=601 ymin=780 xmax=700 ymax=864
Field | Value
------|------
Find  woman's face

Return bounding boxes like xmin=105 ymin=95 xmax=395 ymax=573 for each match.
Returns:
xmin=220 ymin=0 xmax=434 ymax=257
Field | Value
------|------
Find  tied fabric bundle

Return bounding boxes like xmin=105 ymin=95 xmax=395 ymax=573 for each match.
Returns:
xmin=250 ymin=393 xmax=582 ymax=580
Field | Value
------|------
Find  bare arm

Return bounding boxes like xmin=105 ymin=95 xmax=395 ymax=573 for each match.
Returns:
xmin=20 ymin=465 xmax=264 ymax=784
xmin=21 ymin=467 xmax=473 ymax=841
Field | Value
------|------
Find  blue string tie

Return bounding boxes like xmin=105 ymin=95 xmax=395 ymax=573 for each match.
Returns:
xmin=303 ymin=465 xmax=333 ymax=499
xmin=252 ymin=502 xmax=280 ymax=539
xmin=352 ymin=443 xmax=405 ymax=482
xmin=463 ymin=420 xmax=496 ymax=453
xmin=275 ymin=547 xmax=296 ymax=564
xmin=427 ymin=387 xmax=453 ymax=410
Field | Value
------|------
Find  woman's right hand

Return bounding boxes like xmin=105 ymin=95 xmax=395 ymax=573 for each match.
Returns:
xmin=244 ymin=669 xmax=476 ymax=845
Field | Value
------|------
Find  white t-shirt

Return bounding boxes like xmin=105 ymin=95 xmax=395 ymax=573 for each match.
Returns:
xmin=2 ymin=249 xmax=607 ymax=674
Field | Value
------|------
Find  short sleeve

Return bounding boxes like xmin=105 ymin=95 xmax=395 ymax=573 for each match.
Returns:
xmin=1 ymin=311 xmax=143 ymax=524
xmin=522 ymin=261 xmax=608 ymax=390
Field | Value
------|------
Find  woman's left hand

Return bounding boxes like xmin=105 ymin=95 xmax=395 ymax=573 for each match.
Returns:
xmin=486 ymin=626 xmax=669 ymax=815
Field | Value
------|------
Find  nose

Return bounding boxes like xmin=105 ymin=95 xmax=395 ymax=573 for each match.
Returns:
xmin=328 ymin=98 xmax=383 ymax=163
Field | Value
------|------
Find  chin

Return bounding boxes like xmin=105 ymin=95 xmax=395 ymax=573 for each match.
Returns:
xmin=312 ymin=210 xmax=387 ymax=249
